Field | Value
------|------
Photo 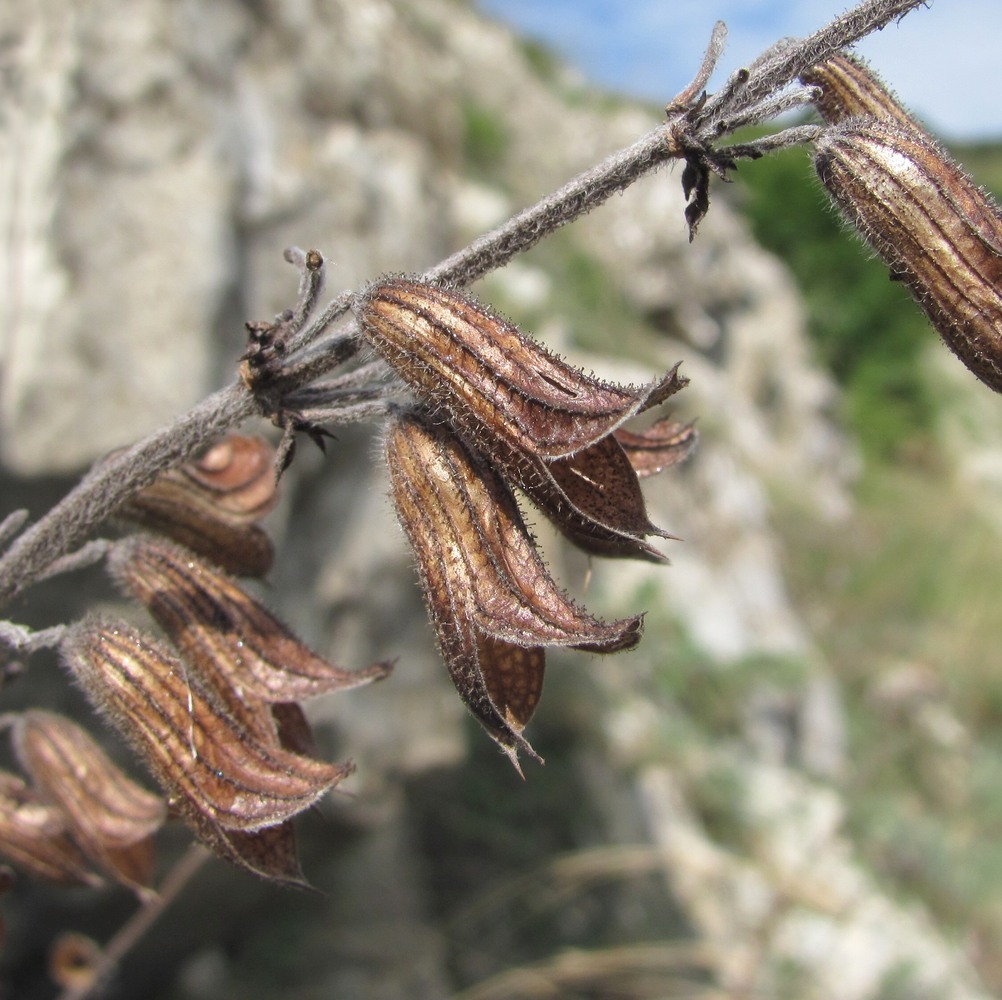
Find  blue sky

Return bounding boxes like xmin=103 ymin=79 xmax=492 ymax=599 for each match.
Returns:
xmin=476 ymin=0 xmax=1002 ymax=141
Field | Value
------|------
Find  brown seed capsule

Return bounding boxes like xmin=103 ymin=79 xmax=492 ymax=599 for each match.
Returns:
xmin=358 ymin=279 xmax=681 ymax=461
xmin=386 ymin=410 xmax=643 ymax=770
xmin=61 ymin=621 xmax=353 ymax=833
xmin=108 ymin=536 xmax=392 ymax=708
xmin=0 ymin=771 xmax=103 ymax=887
xmin=388 ymin=410 xmax=642 ymax=652
xmin=117 ymin=435 xmax=278 ymax=577
xmin=801 ymin=53 xmax=919 ymax=129
xmin=815 ymin=118 xmax=1002 ymax=393
xmin=12 ymin=711 xmax=165 ymax=893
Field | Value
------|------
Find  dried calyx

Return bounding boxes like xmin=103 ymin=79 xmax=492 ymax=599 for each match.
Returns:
xmin=807 ymin=55 xmax=1002 ymax=393
xmin=358 ymin=280 xmax=694 ymax=769
xmin=0 ymin=436 xmax=392 ymax=888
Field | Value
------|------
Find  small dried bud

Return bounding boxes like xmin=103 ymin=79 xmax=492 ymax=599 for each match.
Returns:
xmin=48 ymin=933 xmax=102 ymax=993
xmin=801 ymin=53 xmax=919 ymax=128
xmin=386 ymin=410 xmax=642 ymax=769
xmin=61 ymin=621 xmax=353 ymax=834
xmin=358 ymin=279 xmax=681 ymax=460
xmin=117 ymin=435 xmax=278 ymax=577
xmin=108 ymin=536 xmax=392 ymax=709
xmin=11 ymin=711 xmax=165 ymax=892
xmin=815 ymin=118 xmax=1002 ymax=393
xmin=0 ymin=771 xmax=102 ymax=887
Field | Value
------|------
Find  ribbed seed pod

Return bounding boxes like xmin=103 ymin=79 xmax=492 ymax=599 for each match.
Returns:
xmin=801 ymin=52 xmax=918 ymax=128
xmin=358 ymin=278 xmax=681 ymax=461
xmin=385 ymin=409 xmax=644 ymax=771
xmin=815 ymin=118 xmax=1002 ymax=393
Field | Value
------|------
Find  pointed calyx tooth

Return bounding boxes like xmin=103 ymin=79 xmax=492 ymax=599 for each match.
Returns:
xmin=800 ymin=53 xmax=919 ymax=128
xmin=614 ymin=417 xmax=698 ymax=478
xmin=815 ymin=118 xmax=1002 ymax=394
xmin=11 ymin=711 xmax=165 ymax=892
xmin=0 ymin=771 xmax=103 ymax=887
xmin=385 ymin=410 xmax=643 ymax=768
xmin=60 ymin=620 xmax=353 ymax=834
xmin=511 ymin=436 xmax=675 ymax=564
xmin=116 ymin=434 xmax=278 ymax=577
xmin=357 ymin=279 xmax=680 ymax=460
xmin=107 ymin=535 xmax=392 ymax=707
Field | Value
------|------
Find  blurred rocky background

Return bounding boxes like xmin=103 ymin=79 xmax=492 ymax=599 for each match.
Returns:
xmin=2 ymin=0 xmax=1002 ymax=998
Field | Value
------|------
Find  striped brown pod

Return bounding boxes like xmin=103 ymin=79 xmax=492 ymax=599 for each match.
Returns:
xmin=815 ymin=118 xmax=1002 ymax=393
xmin=801 ymin=52 xmax=919 ymax=128
xmin=357 ymin=279 xmax=680 ymax=461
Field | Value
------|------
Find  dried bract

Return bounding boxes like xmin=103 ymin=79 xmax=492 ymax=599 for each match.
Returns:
xmin=815 ymin=118 xmax=1002 ymax=393
xmin=11 ymin=712 xmax=164 ymax=892
xmin=117 ymin=435 xmax=278 ymax=577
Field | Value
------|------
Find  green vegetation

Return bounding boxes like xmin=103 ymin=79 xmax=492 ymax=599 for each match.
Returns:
xmin=736 ymin=143 xmax=938 ymax=459
xmin=778 ymin=461 xmax=1002 ymax=970
xmin=461 ymin=99 xmax=511 ymax=180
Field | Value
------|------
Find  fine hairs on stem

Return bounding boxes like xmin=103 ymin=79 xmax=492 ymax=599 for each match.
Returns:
xmin=0 ymin=0 xmax=927 ymax=610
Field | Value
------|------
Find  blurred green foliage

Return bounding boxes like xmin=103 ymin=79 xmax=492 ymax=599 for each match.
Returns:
xmin=735 ymin=143 xmax=939 ymax=459
xmin=461 ymin=99 xmax=511 ymax=179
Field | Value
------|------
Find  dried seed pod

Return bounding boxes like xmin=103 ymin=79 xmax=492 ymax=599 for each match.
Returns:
xmin=117 ymin=435 xmax=278 ymax=577
xmin=108 ymin=536 xmax=392 ymax=709
xmin=358 ymin=279 xmax=682 ymax=460
xmin=388 ymin=411 xmax=643 ymax=652
xmin=0 ymin=772 xmax=102 ymax=887
xmin=815 ymin=118 xmax=1002 ymax=393
xmin=386 ymin=410 xmax=643 ymax=769
xmin=61 ymin=621 xmax=353 ymax=834
xmin=11 ymin=712 xmax=164 ymax=892
xmin=800 ymin=53 xmax=919 ymax=128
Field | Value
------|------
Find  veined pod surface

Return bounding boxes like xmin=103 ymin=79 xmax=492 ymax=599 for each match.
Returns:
xmin=358 ymin=279 xmax=679 ymax=460
xmin=384 ymin=408 xmax=643 ymax=771
xmin=801 ymin=53 xmax=918 ymax=128
xmin=815 ymin=118 xmax=1002 ymax=393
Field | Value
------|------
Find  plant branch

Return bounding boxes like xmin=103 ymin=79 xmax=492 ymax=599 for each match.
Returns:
xmin=0 ymin=384 xmax=255 ymax=608
xmin=56 ymin=844 xmax=211 ymax=1000
xmin=0 ymin=0 xmax=930 ymax=613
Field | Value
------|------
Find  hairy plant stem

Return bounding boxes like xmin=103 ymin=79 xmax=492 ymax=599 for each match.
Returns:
xmin=56 ymin=844 xmax=211 ymax=1000
xmin=0 ymin=0 xmax=928 ymax=613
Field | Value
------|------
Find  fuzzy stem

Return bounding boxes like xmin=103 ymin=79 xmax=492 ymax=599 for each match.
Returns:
xmin=0 ymin=384 xmax=254 ymax=607
xmin=56 ymin=844 xmax=211 ymax=1000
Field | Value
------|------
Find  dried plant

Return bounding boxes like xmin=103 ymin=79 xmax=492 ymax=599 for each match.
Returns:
xmin=1 ymin=0 xmax=990 ymax=995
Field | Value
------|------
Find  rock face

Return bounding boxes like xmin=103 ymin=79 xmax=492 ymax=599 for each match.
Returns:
xmin=0 ymin=1 xmax=989 ymax=998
